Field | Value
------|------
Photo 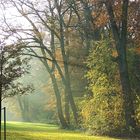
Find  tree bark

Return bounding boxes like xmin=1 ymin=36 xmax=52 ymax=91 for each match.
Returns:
xmin=64 ymin=94 xmax=70 ymax=124
xmin=50 ymin=72 xmax=69 ymax=128
xmin=118 ymin=53 xmax=136 ymax=132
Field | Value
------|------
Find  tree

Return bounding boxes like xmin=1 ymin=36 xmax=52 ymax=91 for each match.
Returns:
xmin=0 ymin=42 xmax=31 ymax=137
xmin=84 ymin=39 xmax=124 ymax=135
xmin=0 ymin=0 xmax=69 ymax=128
xmin=104 ymin=0 xmax=137 ymax=134
xmin=3 ymin=0 xmax=80 ymax=127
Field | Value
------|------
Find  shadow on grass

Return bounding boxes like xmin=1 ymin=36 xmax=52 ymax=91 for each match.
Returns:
xmin=1 ymin=131 xmax=52 ymax=140
xmin=2 ymin=122 xmax=58 ymax=132
xmin=2 ymin=122 xmax=79 ymax=134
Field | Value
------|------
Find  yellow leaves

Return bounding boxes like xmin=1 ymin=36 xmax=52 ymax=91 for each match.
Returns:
xmin=95 ymin=12 xmax=108 ymax=28
xmin=135 ymin=95 xmax=140 ymax=125
xmin=80 ymin=100 xmax=95 ymax=125
xmin=136 ymin=47 xmax=140 ymax=54
xmin=80 ymin=92 xmax=124 ymax=132
xmin=112 ymin=50 xmax=118 ymax=57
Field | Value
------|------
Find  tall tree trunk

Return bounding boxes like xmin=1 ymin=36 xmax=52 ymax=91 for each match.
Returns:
xmin=64 ymin=94 xmax=70 ymax=124
xmin=40 ymin=49 xmax=68 ymax=128
xmin=118 ymin=52 xmax=136 ymax=132
xmin=119 ymin=1 xmax=136 ymax=132
xmin=64 ymin=29 xmax=71 ymax=125
xmin=58 ymin=12 xmax=79 ymax=124
xmin=50 ymin=72 xmax=68 ymax=128
xmin=105 ymin=0 xmax=137 ymax=134
xmin=81 ymin=0 xmax=92 ymax=52
xmin=64 ymin=68 xmax=78 ymax=124
xmin=80 ymin=0 xmax=100 ymax=52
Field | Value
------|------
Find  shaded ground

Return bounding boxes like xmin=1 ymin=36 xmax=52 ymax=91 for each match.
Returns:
xmin=1 ymin=122 xmax=138 ymax=140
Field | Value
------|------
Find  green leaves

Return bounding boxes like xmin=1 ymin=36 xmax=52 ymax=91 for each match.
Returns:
xmin=0 ymin=45 xmax=32 ymax=99
xmin=82 ymin=39 xmax=124 ymax=135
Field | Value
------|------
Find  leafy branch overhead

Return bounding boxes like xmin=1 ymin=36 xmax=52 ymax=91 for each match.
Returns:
xmin=0 ymin=44 xmax=33 ymax=100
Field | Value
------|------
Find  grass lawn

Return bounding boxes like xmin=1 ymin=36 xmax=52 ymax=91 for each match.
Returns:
xmin=1 ymin=122 xmax=137 ymax=140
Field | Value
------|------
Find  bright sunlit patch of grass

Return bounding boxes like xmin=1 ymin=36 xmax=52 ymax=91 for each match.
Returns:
xmin=1 ymin=122 xmax=127 ymax=140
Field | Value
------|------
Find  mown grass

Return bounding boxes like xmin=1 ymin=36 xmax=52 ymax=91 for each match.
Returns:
xmin=1 ymin=122 xmax=136 ymax=140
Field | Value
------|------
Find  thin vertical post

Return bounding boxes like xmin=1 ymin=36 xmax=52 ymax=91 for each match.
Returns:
xmin=0 ymin=108 xmax=2 ymax=140
xmin=4 ymin=107 xmax=6 ymax=140
xmin=0 ymin=44 xmax=3 ymax=140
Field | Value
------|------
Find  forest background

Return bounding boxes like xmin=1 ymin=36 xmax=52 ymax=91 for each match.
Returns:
xmin=0 ymin=0 xmax=140 ymax=137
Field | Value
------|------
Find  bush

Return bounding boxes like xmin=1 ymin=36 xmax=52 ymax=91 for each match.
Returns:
xmin=81 ymin=39 xmax=127 ymax=135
